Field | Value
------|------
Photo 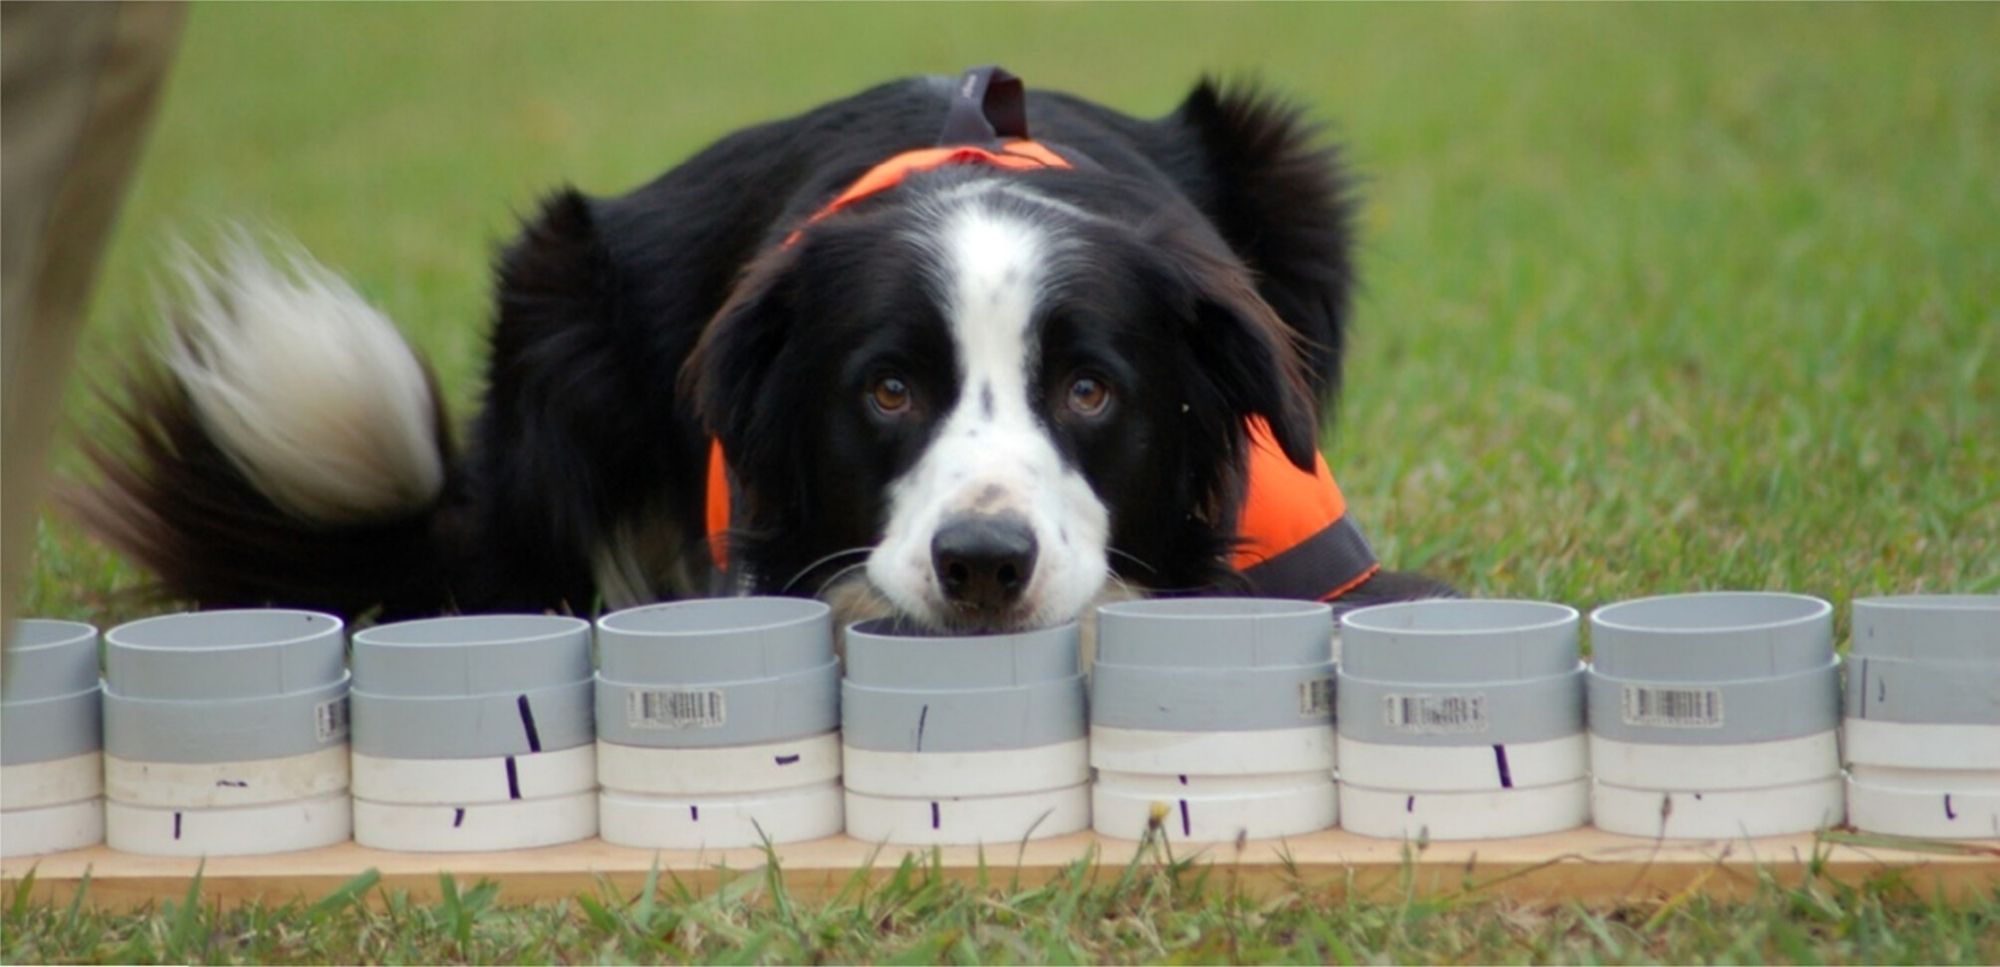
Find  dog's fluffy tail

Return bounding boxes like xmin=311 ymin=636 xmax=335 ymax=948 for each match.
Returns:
xmin=70 ymin=237 xmax=458 ymax=618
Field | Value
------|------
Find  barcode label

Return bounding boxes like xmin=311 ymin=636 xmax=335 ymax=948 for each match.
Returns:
xmin=1298 ymin=677 xmax=1336 ymax=718
xmin=315 ymin=696 xmax=349 ymax=742
xmin=1621 ymin=686 xmax=1724 ymax=728
xmin=627 ymin=689 xmax=727 ymax=729
xmin=1382 ymin=693 xmax=1489 ymax=734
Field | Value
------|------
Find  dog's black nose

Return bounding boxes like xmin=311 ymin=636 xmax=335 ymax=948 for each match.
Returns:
xmin=931 ymin=512 xmax=1038 ymax=613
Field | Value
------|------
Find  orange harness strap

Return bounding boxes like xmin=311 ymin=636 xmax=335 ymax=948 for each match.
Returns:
xmin=1233 ymin=419 xmax=1381 ymax=602
xmin=783 ymin=142 xmax=1073 ymax=248
xmin=705 ymin=68 xmax=1378 ymax=602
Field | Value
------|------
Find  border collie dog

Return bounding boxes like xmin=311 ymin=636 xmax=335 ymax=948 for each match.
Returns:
xmin=77 ymin=69 xmax=1447 ymax=632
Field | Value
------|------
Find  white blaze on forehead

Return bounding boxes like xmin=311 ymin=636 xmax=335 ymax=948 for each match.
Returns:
xmin=942 ymin=209 xmax=1041 ymax=405
xmin=866 ymin=201 xmax=1110 ymax=630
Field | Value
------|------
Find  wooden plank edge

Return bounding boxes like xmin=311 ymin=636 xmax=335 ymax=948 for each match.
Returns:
xmin=4 ymin=830 xmax=1995 ymax=911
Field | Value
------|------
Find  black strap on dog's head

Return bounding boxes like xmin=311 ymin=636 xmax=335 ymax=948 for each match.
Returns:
xmin=937 ymin=66 xmax=1030 ymax=146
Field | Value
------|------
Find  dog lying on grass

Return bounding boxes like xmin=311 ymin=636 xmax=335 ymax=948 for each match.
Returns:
xmin=76 ymin=67 xmax=1449 ymax=632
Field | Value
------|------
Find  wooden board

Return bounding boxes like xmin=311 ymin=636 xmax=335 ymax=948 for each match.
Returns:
xmin=5 ymin=828 xmax=1995 ymax=911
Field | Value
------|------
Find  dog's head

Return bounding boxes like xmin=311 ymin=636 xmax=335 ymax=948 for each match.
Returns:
xmin=687 ymin=168 xmax=1319 ymax=632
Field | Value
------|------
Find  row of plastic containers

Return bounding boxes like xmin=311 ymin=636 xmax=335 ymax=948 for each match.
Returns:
xmin=2 ymin=592 xmax=1992 ymax=857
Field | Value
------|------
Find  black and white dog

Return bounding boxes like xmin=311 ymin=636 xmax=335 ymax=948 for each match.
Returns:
xmin=77 ymin=69 xmax=1447 ymax=632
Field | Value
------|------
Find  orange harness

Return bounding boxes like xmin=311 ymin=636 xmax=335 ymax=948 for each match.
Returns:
xmin=782 ymin=141 xmax=1072 ymax=248
xmin=705 ymin=67 xmax=1379 ymax=602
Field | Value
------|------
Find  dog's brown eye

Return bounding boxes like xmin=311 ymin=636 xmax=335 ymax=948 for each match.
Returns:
xmin=870 ymin=376 xmax=912 ymax=415
xmin=1067 ymin=376 xmax=1111 ymax=416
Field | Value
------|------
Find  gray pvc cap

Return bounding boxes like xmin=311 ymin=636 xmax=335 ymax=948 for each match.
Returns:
xmin=841 ymin=675 xmax=1086 ymax=753
xmin=351 ymin=614 xmax=592 ymax=696
xmin=1585 ymin=659 xmax=1840 ymax=744
xmin=1 ymin=687 xmax=102 ymax=765
xmin=595 ymin=659 xmax=839 ymax=747
xmin=1091 ymin=660 xmax=1336 ymax=732
xmin=1589 ymin=592 xmax=1832 ymax=680
xmin=1094 ymin=598 xmax=1332 ymax=668
xmin=1845 ymin=655 xmax=2000 ymax=726
xmin=1340 ymin=600 xmax=1579 ymax=682
xmin=1850 ymin=595 xmax=1999 ymax=663
xmin=1337 ymin=666 xmax=1584 ymax=745
xmin=103 ymin=673 xmax=350 ymax=763
xmin=351 ymin=678 xmax=594 ymax=758
xmin=843 ymin=619 xmax=1078 ymax=688
xmin=3 ymin=620 xmax=99 ymax=701
xmin=596 ymin=598 xmax=832 ymax=683
xmin=104 ymin=610 xmax=345 ymax=700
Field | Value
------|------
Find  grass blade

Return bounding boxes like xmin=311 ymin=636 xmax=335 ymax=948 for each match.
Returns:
xmin=165 ymin=860 xmax=205 ymax=960
xmin=305 ymin=868 xmax=381 ymax=923
xmin=8 ymin=867 xmax=36 ymax=922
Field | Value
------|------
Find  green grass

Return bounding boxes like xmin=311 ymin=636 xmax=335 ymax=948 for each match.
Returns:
xmin=7 ymin=846 xmax=2000 ymax=965
xmin=14 ymin=2 xmax=1999 ymax=961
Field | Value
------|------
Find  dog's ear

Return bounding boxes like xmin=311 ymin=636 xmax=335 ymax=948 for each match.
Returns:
xmin=680 ymin=242 xmax=807 ymax=480
xmin=1154 ymin=217 xmax=1322 ymax=472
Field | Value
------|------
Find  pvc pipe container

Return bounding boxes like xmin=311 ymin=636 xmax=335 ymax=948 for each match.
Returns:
xmin=1094 ymin=771 xmax=1339 ymax=843
xmin=352 ymin=614 xmax=593 ymax=696
xmin=1091 ymin=599 xmax=1336 ymax=842
xmin=353 ymin=745 xmax=595 ymax=805
xmin=843 ymin=619 xmax=1088 ymax=845
xmin=105 ymin=610 xmax=345 ymax=699
xmin=1586 ymin=661 xmax=1841 ymax=747
xmin=2 ymin=620 xmax=104 ymax=857
xmin=1849 ymin=594 xmax=2000 ymax=664
xmin=100 ymin=610 xmax=350 ymax=855
xmin=1 ymin=799 xmax=103 ymax=860
xmin=1090 ymin=724 xmax=1335 ymax=778
xmin=347 ymin=616 xmax=596 ymax=843
xmin=1587 ymin=593 xmax=1840 ymax=757
xmin=107 ymin=746 xmax=350 ymax=808
xmin=595 ymin=598 xmax=838 ymax=747
xmin=1842 ymin=595 xmax=1999 ymax=838
xmin=3 ymin=620 xmax=101 ymax=705
xmin=600 ymin=782 xmax=846 ymax=850
xmin=1846 ymin=720 xmax=2000 ymax=773
xmin=1337 ymin=600 xmax=1588 ymax=840
xmin=1343 ymin=780 xmax=1592 ymax=842
xmin=1587 ymin=593 xmax=1843 ymax=838
xmin=102 ymin=611 xmax=350 ymax=763
xmin=1592 ymin=778 xmax=1844 ymax=840
xmin=352 ymin=682 xmax=594 ymax=760
xmin=1844 ymin=595 xmax=1999 ymax=765
xmin=1590 ymin=731 xmax=1839 ymax=791
xmin=594 ymin=598 xmax=842 ymax=848
xmin=599 ymin=733 xmax=842 ymax=796
xmin=354 ymin=792 xmax=599 ymax=853
xmin=347 ymin=614 xmax=598 ymax=851
xmin=1590 ymin=592 xmax=1833 ymax=680
xmin=107 ymin=790 xmax=352 ymax=857
xmin=350 ymin=614 xmax=595 ymax=758
xmin=844 ymin=785 xmax=1089 ymax=847
xmin=1846 ymin=765 xmax=2000 ymax=840
xmin=1092 ymin=600 xmax=1335 ymax=737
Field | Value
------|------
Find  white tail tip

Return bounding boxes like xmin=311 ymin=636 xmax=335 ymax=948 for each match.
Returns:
xmin=162 ymin=236 xmax=445 ymax=523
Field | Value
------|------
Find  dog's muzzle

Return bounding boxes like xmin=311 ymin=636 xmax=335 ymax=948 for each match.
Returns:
xmin=931 ymin=511 xmax=1038 ymax=616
